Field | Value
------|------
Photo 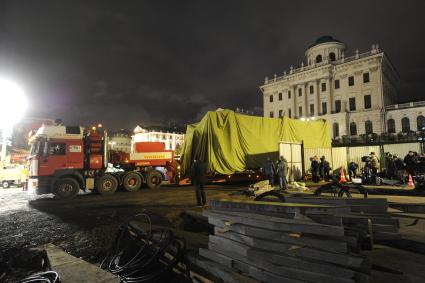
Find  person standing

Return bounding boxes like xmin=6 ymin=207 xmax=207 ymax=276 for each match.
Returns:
xmin=319 ymin=156 xmax=331 ymax=181
xmin=370 ymin=152 xmax=380 ymax=183
xmin=311 ymin=156 xmax=320 ymax=183
xmin=277 ymin=156 xmax=288 ymax=190
xmin=404 ymin=151 xmax=418 ymax=177
xmin=264 ymin=157 xmax=275 ymax=186
xmin=190 ymin=159 xmax=207 ymax=206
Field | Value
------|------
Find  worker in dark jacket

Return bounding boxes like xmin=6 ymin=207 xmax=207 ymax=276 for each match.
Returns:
xmin=264 ymin=157 xmax=275 ymax=186
xmin=277 ymin=156 xmax=288 ymax=190
xmin=319 ymin=156 xmax=331 ymax=181
xmin=311 ymin=156 xmax=320 ymax=183
xmin=190 ymin=159 xmax=207 ymax=206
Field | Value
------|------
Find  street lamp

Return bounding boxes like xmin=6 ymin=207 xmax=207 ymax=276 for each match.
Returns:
xmin=0 ymin=79 xmax=27 ymax=165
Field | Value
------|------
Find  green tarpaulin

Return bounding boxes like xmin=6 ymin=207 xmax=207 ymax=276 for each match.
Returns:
xmin=180 ymin=109 xmax=330 ymax=175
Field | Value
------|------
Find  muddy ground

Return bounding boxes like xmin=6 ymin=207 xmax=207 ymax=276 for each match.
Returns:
xmin=0 ymin=184 xmax=246 ymax=281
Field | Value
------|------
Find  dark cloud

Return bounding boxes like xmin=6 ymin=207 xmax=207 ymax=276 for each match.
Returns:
xmin=0 ymin=0 xmax=424 ymax=130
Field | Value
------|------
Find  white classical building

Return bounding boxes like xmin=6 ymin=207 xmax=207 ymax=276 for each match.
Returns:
xmin=133 ymin=125 xmax=184 ymax=151
xmin=260 ymin=35 xmax=425 ymax=141
xmin=109 ymin=130 xmax=132 ymax=153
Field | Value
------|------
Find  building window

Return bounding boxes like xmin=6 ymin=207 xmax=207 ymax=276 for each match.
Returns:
xmin=418 ymin=115 xmax=425 ymax=131
xmin=298 ymin=88 xmax=302 ymax=96
xmin=333 ymin=123 xmax=339 ymax=138
xmin=316 ymin=54 xmax=322 ymax=63
xmin=269 ymin=95 xmax=273 ymax=103
xmin=288 ymin=108 xmax=292 ymax=118
xmin=402 ymin=117 xmax=410 ymax=132
xmin=278 ymin=92 xmax=282 ymax=101
xmin=309 ymin=85 xmax=314 ymax=94
xmin=279 ymin=110 xmax=283 ymax=117
xmin=334 ymin=79 xmax=340 ymax=89
xmin=329 ymin=52 xmax=336 ymax=61
xmin=269 ymin=111 xmax=274 ymax=118
xmin=363 ymin=72 xmax=370 ymax=83
xmin=348 ymin=76 xmax=354 ymax=86
xmin=298 ymin=106 xmax=302 ymax=117
xmin=335 ymin=100 xmax=341 ymax=113
xmin=310 ymin=104 xmax=314 ymax=116
xmin=350 ymin=122 xmax=357 ymax=136
xmin=322 ymin=102 xmax=327 ymax=115
xmin=349 ymin=97 xmax=356 ymax=111
xmin=321 ymin=82 xmax=326 ymax=92
xmin=365 ymin=120 xmax=373 ymax=134
xmin=364 ymin=95 xmax=371 ymax=109
xmin=387 ymin=119 xmax=396 ymax=133
xmin=288 ymin=90 xmax=291 ymax=99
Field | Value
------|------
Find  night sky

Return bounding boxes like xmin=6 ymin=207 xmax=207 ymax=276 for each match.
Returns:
xmin=0 ymin=0 xmax=425 ymax=130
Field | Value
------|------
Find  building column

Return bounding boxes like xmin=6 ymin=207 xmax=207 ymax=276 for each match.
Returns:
xmin=316 ymin=80 xmax=321 ymax=116
xmin=326 ymin=77 xmax=333 ymax=113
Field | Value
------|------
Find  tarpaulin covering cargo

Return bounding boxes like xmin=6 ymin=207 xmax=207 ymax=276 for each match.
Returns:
xmin=180 ymin=109 xmax=330 ymax=175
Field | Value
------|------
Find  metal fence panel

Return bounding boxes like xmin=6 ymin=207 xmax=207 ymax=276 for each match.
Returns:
xmin=383 ymin=143 xmax=421 ymax=158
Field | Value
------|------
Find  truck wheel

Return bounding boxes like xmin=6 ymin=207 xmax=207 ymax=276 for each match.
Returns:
xmin=146 ymin=170 xmax=162 ymax=189
xmin=2 ymin=181 xmax=10 ymax=188
xmin=123 ymin=172 xmax=142 ymax=192
xmin=97 ymin=175 xmax=118 ymax=195
xmin=53 ymin=178 xmax=80 ymax=199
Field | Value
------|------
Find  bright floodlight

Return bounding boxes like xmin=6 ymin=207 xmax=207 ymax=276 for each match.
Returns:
xmin=0 ymin=79 xmax=27 ymax=128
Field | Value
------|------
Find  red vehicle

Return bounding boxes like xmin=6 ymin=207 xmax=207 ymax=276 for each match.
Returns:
xmin=27 ymin=125 xmax=174 ymax=199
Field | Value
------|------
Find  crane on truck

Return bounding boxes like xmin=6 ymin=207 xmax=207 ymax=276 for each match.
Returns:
xmin=27 ymin=125 xmax=174 ymax=199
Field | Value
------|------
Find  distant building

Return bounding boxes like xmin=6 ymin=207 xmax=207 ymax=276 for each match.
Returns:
xmin=133 ymin=125 xmax=184 ymax=151
xmin=259 ymin=35 xmax=425 ymax=144
xmin=109 ymin=130 xmax=132 ymax=153
xmin=13 ymin=116 xmax=56 ymax=149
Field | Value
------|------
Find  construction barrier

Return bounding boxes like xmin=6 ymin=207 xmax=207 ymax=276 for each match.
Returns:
xmin=303 ymin=142 xmax=422 ymax=173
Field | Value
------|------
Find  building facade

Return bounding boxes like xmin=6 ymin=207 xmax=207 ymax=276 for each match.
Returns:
xmin=259 ymin=36 xmax=425 ymax=143
xmin=133 ymin=125 xmax=184 ymax=151
xmin=109 ymin=130 xmax=132 ymax=153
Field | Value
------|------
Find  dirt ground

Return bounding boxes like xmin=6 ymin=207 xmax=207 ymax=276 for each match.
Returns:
xmin=2 ymin=183 xmax=425 ymax=282
xmin=0 ymin=184 xmax=246 ymax=281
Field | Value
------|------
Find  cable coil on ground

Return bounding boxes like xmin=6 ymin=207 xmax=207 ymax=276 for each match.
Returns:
xmin=101 ymin=213 xmax=187 ymax=283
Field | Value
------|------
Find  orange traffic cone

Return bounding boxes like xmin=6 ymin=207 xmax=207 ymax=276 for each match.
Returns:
xmin=339 ymin=167 xmax=347 ymax=183
xmin=408 ymin=174 xmax=415 ymax=188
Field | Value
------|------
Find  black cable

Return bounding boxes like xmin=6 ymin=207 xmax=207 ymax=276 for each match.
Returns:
xmin=18 ymin=271 xmax=60 ymax=283
xmin=101 ymin=213 xmax=189 ymax=283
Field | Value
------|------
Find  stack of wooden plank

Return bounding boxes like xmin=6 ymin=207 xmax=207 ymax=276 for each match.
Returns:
xmin=285 ymin=197 xmax=401 ymax=241
xmin=199 ymin=199 xmax=370 ymax=283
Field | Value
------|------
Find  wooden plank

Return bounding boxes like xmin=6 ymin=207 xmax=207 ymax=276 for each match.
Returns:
xmin=208 ymin=243 xmax=357 ymax=283
xmin=209 ymin=234 xmax=365 ymax=268
xmin=207 ymin=242 xmax=359 ymax=279
xmin=204 ymin=210 xmax=345 ymax=237
xmin=214 ymin=225 xmax=348 ymax=253
xmin=372 ymin=224 xmax=399 ymax=233
xmin=186 ymin=254 xmax=257 ymax=283
xmin=208 ymin=199 xmax=351 ymax=215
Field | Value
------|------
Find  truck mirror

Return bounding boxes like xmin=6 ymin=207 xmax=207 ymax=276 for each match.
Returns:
xmin=43 ymin=141 xmax=49 ymax=157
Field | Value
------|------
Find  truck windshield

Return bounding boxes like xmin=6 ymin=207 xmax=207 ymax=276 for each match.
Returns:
xmin=30 ymin=138 xmax=46 ymax=156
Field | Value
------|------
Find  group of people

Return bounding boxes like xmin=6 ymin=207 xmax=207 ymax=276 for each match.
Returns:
xmin=264 ymin=156 xmax=289 ymax=190
xmin=346 ymin=151 xmax=425 ymax=183
xmin=310 ymin=156 xmax=331 ymax=183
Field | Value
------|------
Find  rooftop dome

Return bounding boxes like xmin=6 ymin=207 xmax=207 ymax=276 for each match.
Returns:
xmin=310 ymin=35 xmax=342 ymax=47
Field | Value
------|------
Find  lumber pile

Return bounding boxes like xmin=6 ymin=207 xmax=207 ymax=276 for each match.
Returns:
xmin=285 ymin=197 xmax=401 ymax=241
xmin=198 ymin=199 xmax=370 ymax=283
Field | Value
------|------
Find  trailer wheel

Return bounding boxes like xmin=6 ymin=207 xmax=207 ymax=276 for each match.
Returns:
xmin=2 ymin=181 xmax=10 ymax=188
xmin=97 ymin=175 xmax=118 ymax=195
xmin=53 ymin=178 xmax=80 ymax=199
xmin=146 ymin=170 xmax=162 ymax=189
xmin=123 ymin=172 xmax=142 ymax=192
